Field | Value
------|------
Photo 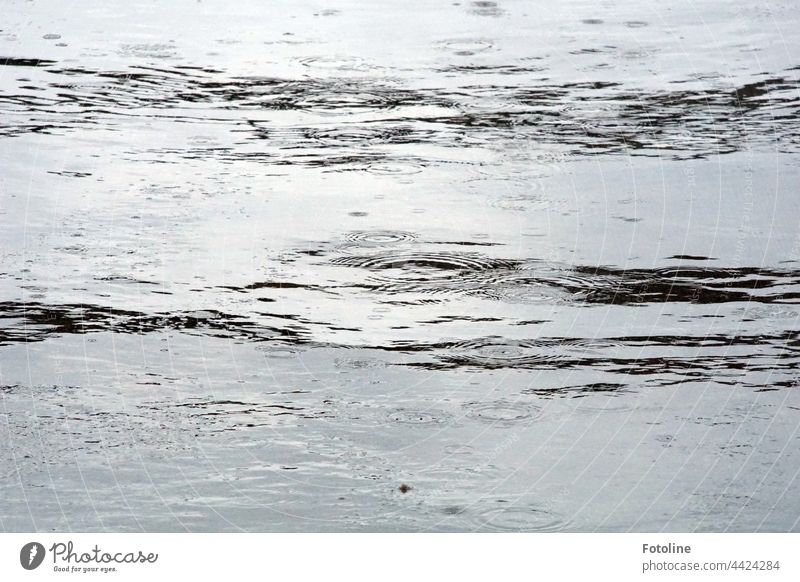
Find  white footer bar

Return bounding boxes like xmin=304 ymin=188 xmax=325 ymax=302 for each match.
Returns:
xmin=1 ymin=533 xmax=797 ymax=581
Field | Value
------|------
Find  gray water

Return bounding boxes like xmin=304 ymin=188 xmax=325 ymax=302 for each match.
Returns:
xmin=1 ymin=0 xmax=800 ymax=532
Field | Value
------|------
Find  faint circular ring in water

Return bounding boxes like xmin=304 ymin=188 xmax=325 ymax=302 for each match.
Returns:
xmin=331 ymin=253 xmax=524 ymax=298
xmin=386 ymin=408 xmax=453 ymax=426
xmin=444 ymin=444 xmax=475 ymax=456
xmin=489 ymin=193 xmax=555 ymax=212
xmin=475 ymin=503 xmax=570 ymax=532
xmin=345 ymin=231 xmax=417 ymax=246
xmin=465 ymin=177 xmax=555 ymax=211
xmin=334 ymin=357 xmax=388 ymax=369
xmin=365 ymin=161 xmax=425 ymax=176
xmin=463 ymin=399 xmax=542 ymax=425
xmin=256 ymin=345 xmax=300 ymax=359
xmin=473 ymin=265 xmax=628 ymax=305
xmin=332 ymin=253 xmax=519 ymax=283
xmin=444 ymin=337 xmax=563 ymax=369
xmin=475 ymin=279 xmax=573 ymax=304
xmin=437 ymin=38 xmax=495 ymax=56
xmin=568 ymin=396 xmax=637 ymax=415
xmin=297 ymin=55 xmax=371 ymax=72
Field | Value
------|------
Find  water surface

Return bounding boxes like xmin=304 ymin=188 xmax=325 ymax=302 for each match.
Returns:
xmin=1 ymin=0 xmax=800 ymax=531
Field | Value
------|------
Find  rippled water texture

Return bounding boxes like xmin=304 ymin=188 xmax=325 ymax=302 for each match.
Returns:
xmin=2 ymin=0 xmax=800 ymax=532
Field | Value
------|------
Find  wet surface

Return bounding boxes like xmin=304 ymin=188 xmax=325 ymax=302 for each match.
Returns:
xmin=1 ymin=0 xmax=800 ymax=531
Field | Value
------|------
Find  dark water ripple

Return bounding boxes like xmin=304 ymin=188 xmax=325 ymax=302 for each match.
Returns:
xmin=390 ymin=333 xmax=800 ymax=381
xmin=4 ymin=264 xmax=800 ymax=346
xmin=1 ymin=59 xmax=797 ymax=159
xmin=2 ymin=300 xmax=797 ymax=386
xmin=333 ymin=256 xmax=800 ymax=304
xmin=0 ymin=301 xmax=314 ymax=346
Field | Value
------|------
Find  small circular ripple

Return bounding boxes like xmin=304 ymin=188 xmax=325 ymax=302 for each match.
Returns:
xmin=464 ymin=399 xmax=542 ymax=425
xmin=465 ymin=270 xmax=574 ymax=304
xmin=364 ymin=161 xmax=426 ymax=176
xmin=444 ymin=444 xmax=475 ymax=456
xmin=444 ymin=337 xmax=564 ymax=369
xmin=386 ymin=408 xmax=453 ymax=426
xmin=474 ymin=266 xmax=627 ymax=305
xmin=485 ymin=282 xmax=574 ymax=304
xmin=475 ymin=503 xmax=570 ymax=532
xmin=332 ymin=252 xmax=526 ymax=298
xmin=345 ymin=231 xmax=417 ymax=246
xmin=334 ymin=357 xmax=388 ymax=369
xmin=465 ymin=178 xmax=555 ymax=211
xmin=296 ymin=91 xmax=394 ymax=113
xmin=555 ymin=338 xmax=626 ymax=354
xmin=333 ymin=252 xmax=518 ymax=280
xmin=437 ymin=38 xmax=496 ymax=56
xmin=256 ymin=345 xmax=299 ymax=359
xmin=570 ymin=396 xmax=637 ymax=415
xmin=297 ymin=55 xmax=370 ymax=72
xmin=489 ymin=194 xmax=554 ymax=212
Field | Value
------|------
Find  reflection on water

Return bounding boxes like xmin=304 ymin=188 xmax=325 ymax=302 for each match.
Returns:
xmin=1 ymin=0 xmax=800 ymax=532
